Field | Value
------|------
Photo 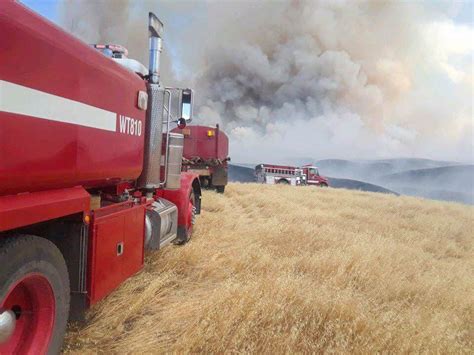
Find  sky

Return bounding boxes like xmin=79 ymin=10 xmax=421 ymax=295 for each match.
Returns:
xmin=21 ymin=0 xmax=474 ymax=29
xmin=22 ymin=0 xmax=59 ymax=22
xmin=19 ymin=0 xmax=474 ymax=164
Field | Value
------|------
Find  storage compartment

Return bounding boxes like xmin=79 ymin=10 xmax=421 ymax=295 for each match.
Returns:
xmin=88 ymin=202 xmax=145 ymax=305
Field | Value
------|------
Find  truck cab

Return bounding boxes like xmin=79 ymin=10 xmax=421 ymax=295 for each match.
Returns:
xmin=301 ymin=165 xmax=329 ymax=187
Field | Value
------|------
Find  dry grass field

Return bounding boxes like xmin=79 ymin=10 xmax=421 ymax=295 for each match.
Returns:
xmin=64 ymin=183 xmax=473 ymax=353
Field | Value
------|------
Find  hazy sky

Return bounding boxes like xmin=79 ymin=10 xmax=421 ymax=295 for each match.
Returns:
xmin=22 ymin=1 xmax=473 ymax=164
xmin=22 ymin=0 xmax=474 ymax=27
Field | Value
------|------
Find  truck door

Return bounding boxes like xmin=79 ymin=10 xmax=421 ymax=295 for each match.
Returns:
xmin=307 ymin=168 xmax=319 ymax=184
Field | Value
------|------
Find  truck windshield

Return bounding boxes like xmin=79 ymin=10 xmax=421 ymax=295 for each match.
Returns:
xmin=309 ymin=168 xmax=319 ymax=175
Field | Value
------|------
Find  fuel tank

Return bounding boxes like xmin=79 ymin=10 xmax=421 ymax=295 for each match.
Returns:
xmin=172 ymin=125 xmax=229 ymax=161
xmin=0 ymin=2 xmax=147 ymax=196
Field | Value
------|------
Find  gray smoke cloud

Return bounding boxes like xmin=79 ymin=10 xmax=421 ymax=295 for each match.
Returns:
xmin=59 ymin=0 xmax=473 ymax=164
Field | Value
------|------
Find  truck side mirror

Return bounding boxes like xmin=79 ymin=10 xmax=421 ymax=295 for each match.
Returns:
xmin=179 ymin=89 xmax=193 ymax=123
xmin=177 ymin=118 xmax=186 ymax=129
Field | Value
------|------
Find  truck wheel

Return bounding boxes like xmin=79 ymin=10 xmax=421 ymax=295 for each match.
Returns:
xmin=216 ymin=186 xmax=225 ymax=194
xmin=0 ymin=236 xmax=70 ymax=355
xmin=320 ymin=183 xmax=328 ymax=187
xmin=277 ymin=179 xmax=289 ymax=184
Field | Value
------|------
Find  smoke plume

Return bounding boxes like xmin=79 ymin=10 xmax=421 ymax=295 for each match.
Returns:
xmin=59 ymin=0 xmax=473 ymax=164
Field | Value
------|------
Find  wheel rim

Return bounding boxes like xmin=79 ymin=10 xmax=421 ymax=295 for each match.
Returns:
xmin=0 ymin=273 xmax=55 ymax=354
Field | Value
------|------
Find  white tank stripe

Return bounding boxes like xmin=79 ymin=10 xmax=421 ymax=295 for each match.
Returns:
xmin=0 ymin=80 xmax=116 ymax=131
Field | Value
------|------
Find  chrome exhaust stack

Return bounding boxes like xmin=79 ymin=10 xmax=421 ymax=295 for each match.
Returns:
xmin=138 ymin=12 xmax=195 ymax=194
xmin=148 ymin=13 xmax=163 ymax=84
xmin=138 ymin=12 xmax=165 ymax=192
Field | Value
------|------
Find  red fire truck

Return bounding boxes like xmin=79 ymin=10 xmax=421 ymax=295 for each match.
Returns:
xmin=172 ymin=124 xmax=230 ymax=193
xmin=300 ymin=165 xmax=329 ymax=187
xmin=255 ymin=164 xmax=329 ymax=187
xmin=0 ymin=2 xmax=201 ymax=353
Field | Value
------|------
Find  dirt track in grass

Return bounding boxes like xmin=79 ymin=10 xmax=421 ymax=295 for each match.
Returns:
xmin=64 ymin=183 xmax=474 ymax=353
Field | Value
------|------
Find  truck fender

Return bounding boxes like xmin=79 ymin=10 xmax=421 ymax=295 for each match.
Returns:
xmin=159 ymin=172 xmax=201 ymax=240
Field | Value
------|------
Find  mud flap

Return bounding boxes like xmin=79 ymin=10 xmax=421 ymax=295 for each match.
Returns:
xmin=211 ymin=166 xmax=228 ymax=187
xmin=175 ymin=226 xmax=189 ymax=244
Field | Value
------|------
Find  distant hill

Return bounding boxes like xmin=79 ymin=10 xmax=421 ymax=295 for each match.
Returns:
xmin=380 ymin=164 xmax=474 ymax=185
xmin=233 ymin=158 xmax=462 ymax=182
xmin=391 ymin=187 xmax=473 ymax=205
xmin=313 ymin=159 xmax=391 ymax=181
xmin=228 ymin=164 xmax=255 ymax=183
xmin=313 ymin=158 xmax=461 ymax=182
xmin=301 ymin=158 xmax=472 ymax=204
xmin=327 ymin=177 xmax=398 ymax=195
xmin=231 ymin=162 xmax=257 ymax=169
xmin=374 ymin=158 xmax=460 ymax=171
xmin=228 ymin=164 xmax=397 ymax=195
xmin=379 ymin=165 xmax=474 ymax=204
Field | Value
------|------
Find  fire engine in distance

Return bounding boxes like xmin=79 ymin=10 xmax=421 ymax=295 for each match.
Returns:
xmin=255 ymin=164 xmax=329 ymax=187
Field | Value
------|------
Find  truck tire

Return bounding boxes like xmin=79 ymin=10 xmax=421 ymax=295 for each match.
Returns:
xmin=0 ymin=235 xmax=70 ymax=355
xmin=216 ymin=186 xmax=225 ymax=194
xmin=277 ymin=179 xmax=289 ymax=184
xmin=320 ymin=183 xmax=328 ymax=187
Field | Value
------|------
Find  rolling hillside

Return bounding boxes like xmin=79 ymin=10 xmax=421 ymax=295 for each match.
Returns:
xmin=228 ymin=164 xmax=256 ymax=183
xmin=380 ymin=164 xmax=474 ymax=187
xmin=327 ymin=177 xmax=398 ymax=195
xmin=380 ymin=165 xmax=474 ymax=204
xmin=232 ymin=159 xmax=473 ymax=204
xmin=282 ymin=158 xmax=460 ymax=181
xmin=316 ymin=158 xmax=460 ymax=178
xmin=65 ymin=184 xmax=473 ymax=353
xmin=228 ymin=164 xmax=397 ymax=194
